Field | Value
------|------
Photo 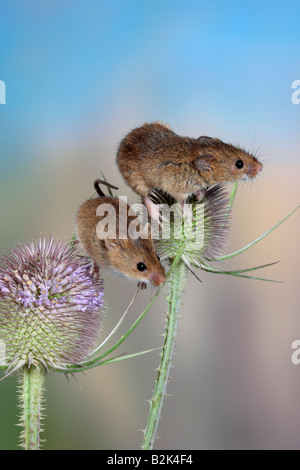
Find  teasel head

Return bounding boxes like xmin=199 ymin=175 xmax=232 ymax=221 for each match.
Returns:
xmin=149 ymin=184 xmax=231 ymax=273
xmin=0 ymin=237 xmax=104 ymax=378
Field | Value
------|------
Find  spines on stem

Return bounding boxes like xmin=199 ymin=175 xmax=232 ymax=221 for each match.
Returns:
xmin=141 ymin=260 xmax=186 ymax=450
xmin=18 ymin=365 xmax=46 ymax=450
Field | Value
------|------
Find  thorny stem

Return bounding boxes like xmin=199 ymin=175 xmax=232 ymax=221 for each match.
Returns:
xmin=18 ymin=365 xmax=46 ymax=450
xmin=141 ymin=259 xmax=186 ymax=450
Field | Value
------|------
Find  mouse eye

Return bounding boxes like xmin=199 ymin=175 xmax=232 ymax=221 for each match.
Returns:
xmin=235 ymin=159 xmax=244 ymax=169
xmin=137 ymin=262 xmax=147 ymax=272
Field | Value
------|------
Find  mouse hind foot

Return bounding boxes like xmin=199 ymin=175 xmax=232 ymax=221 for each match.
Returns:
xmin=89 ymin=262 xmax=100 ymax=280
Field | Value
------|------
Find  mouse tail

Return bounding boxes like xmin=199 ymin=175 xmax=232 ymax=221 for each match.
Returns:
xmin=94 ymin=179 xmax=119 ymax=197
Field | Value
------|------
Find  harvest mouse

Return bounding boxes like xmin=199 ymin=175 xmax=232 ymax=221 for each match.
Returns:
xmin=75 ymin=179 xmax=166 ymax=288
xmin=116 ymin=122 xmax=263 ymax=221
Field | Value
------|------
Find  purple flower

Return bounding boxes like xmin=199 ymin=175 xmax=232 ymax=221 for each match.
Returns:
xmin=0 ymin=237 xmax=104 ymax=374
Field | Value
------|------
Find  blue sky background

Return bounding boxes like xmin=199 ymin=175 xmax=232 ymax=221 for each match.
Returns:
xmin=0 ymin=0 xmax=299 ymax=174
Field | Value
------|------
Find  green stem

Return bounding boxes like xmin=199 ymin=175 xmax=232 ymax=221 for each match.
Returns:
xmin=18 ymin=365 xmax=46 ymax=450
xmin=141 ymin=260 xmax=186 ymax=450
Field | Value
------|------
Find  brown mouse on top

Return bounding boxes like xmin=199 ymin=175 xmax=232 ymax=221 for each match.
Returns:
xmin=116 ymin=122 xmax=263 ymax=221
xmin=75 ymin=179 xmax=166 ymax=289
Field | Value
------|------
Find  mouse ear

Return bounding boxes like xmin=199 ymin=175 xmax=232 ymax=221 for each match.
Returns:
xmin=104 ymin=238 xmax=123 ymax=251
xmin=194 ymin=154 xmax=216 ymax=172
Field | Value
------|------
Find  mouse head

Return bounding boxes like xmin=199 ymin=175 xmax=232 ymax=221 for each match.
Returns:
xmin=104 ymin=237 xmax=166 ymax=287
xmin=194 ymin=136 xmax=263 ymax=185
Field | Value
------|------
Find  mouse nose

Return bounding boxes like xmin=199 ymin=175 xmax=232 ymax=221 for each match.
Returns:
xmin=150 ymin=271 xmax=166 ymax=287
xmin=247 ymin=162 xmax=263 ymax=178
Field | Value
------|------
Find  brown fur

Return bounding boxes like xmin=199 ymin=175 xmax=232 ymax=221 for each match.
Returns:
xmin=116 ymin=122 xmax=263 ymax=205
xmin=76 ymin=195 xmax=165 ymax=287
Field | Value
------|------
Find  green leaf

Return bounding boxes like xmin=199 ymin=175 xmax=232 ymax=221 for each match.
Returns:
xmin=229 ymin=181 xmax=239 ymax=208
xmin=56 ymin=348 xmax=162 ymax=373
xmin=200 ymin=261 xmax=282 ymax=283
xmin=85 ymin=286 xmax=140 ymax=359
xmin=218 ymin=205 xmax=299 ymax=260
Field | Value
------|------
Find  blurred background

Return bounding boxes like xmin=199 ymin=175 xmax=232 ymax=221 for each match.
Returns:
xmin=0 ymin=0 xmax=299 ymax=450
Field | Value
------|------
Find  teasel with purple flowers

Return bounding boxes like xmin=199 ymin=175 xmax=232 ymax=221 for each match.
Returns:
xmin=0 ymin=236 xmax=159 ymax=450
xmin=0 ymin=237 xmax=105 ymax=448
xmin=0 ymin=237 xmax=105 ymax=374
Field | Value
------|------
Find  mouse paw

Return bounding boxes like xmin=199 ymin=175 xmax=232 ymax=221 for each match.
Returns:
xmin=89 ymin=262 xmax=100 ymax=280
xmin=195 ymin=189 xmax=205 ymax=202
xmin=138 ymin=281 xmax=148 ymax=290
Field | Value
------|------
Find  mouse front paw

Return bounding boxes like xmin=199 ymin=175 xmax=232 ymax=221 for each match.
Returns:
xmin=137 ymin=281 xmax=147 ymax=290
xmin=195 ymin=189 xmax=205 ymax=202
xmin=89 ymin=262 xmax=100 ymax=280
